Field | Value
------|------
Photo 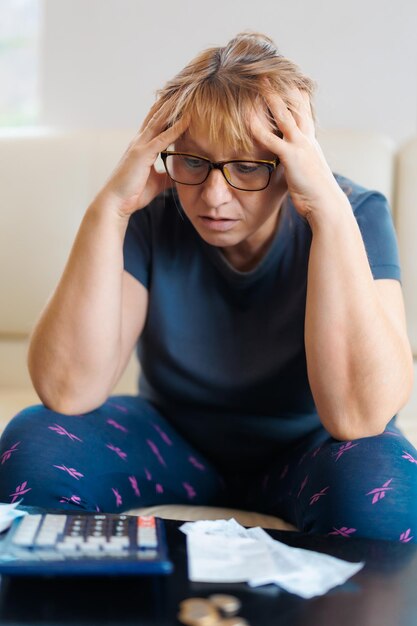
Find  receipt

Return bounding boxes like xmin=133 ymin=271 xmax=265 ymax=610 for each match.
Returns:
xmin=179 ymin=518 xmax=364 ymax=599
xmin=0 ymin=501 xmax=27 ymax=533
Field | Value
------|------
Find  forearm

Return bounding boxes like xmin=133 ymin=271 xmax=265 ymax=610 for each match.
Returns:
xmin=304 ymin=192 xmax=413 ymax=440
xmin=28 ymin=194 xmax=130 ymax=412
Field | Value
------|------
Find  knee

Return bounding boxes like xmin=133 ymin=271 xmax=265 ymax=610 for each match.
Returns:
xmin=300 ymin=431 xmax=417 ymax=541
xmin=1 ymin=404 xmax=56 ymax=442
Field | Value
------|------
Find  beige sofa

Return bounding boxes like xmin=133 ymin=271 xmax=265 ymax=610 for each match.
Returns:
xmin=0 ymin=128 xmax=416 ymax=531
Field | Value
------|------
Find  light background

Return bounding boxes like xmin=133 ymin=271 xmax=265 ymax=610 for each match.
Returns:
xmin=38 ymin=0 xmax=417 ymax=146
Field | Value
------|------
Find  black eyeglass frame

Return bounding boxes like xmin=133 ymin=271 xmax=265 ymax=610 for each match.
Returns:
xmin=160 ymin=150 xmax=280 ymax=192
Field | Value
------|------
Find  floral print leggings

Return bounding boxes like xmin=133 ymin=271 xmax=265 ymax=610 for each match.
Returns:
xmin=0 ymin=395 xmax=417 ymax=543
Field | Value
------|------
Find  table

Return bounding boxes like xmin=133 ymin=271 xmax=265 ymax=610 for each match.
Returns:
xmin=0 ymin=515 xmax=416 ymax=625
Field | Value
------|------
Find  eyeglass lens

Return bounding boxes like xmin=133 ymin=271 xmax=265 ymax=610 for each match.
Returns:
xmin=164 ymin=154 xmax=271 ymax=190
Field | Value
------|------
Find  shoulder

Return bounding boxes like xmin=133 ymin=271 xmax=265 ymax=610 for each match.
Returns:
xmin=128 ymin=189 xmax=175 ymax=224
xmin=333 ymin=173 xmax=390 ymax=214
xmin=128 ymin=189 xmax=188 ymax=233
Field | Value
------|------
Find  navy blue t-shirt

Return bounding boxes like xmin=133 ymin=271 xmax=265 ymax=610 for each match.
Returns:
xmin=123 ymin=174 xmax=401 ymax=472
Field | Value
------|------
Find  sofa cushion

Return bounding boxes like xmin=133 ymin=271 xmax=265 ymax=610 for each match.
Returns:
xmin=396 ymin=137 xmax=417 ymax=354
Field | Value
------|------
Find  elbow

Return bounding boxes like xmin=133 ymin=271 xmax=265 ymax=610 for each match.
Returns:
xmin=321 ymin=408 xmax=391 ymax=442
xmin=32 ymin=384 xmax=104 ymax=416
xmin=27 ymin=353 xmax=110 ymax=415
xmin=29 ymin=372 xmax=109 ymax=416
xmin=325 ymin=422 xmax=386 ymax=442
xmin=40 ymin=395 xmax=106 ymax=416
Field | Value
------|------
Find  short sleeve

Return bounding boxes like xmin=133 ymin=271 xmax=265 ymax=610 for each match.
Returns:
xmin=353 ymin=191 xmax=402 ymax=283
xmin=123 ymin=207 xmax=151 ymax=289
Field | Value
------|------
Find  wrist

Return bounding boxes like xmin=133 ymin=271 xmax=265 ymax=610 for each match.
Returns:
xmin=304 ymin=188 xmax=353 ymax=233
xmin=88 ymin=189 xmax=133 ymax=224
xmin=86 ymin=193 xmax=132 ymax=239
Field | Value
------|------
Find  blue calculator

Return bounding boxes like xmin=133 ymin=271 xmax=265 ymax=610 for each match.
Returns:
xmin=0 ymin=512 xmax=173 ymax=576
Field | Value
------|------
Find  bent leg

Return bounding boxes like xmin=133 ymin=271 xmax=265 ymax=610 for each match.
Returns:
xmin=247 ymin=419 xmax=417 ymax=543
xmin=0 ymin=395 xmax=227 ymax=513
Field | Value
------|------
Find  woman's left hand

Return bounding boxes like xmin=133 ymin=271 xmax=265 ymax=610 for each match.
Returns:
xmin=251 ymin=85 xmax=346 ymax=220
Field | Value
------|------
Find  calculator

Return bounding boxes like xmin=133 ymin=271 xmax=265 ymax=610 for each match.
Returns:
xmin=0 ymin=512 xmax=173 ymax=576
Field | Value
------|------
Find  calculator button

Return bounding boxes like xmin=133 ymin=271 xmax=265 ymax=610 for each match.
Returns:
xmin=12 ymin=515 xmax=42 ymax=546
xmin=35 ymin=535 xmax=58 ymax=547
xmin=102 ymin=543 xmax=127 ymax=553
xmin=78 ymin=543 xmax=103 ymax=553
xmin=86 ymin=537 xmax=107 ymax=544
xmin=137 ymin=516 xmax=158 ymax=548
xmin=56 ymin=542 xmax=79 ymax=552
xmin=63 ymin=536 xmax=83 ymax=544
xmin=109 ymin=537 xmax=129 ymax=548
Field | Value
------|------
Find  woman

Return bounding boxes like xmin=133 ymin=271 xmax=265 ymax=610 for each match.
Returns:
xmin=0 ymin=32 xmax=415 ymax=542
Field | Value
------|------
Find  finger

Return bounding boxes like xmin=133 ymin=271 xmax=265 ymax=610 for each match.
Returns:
xmin=250 ymin=107 xmax=285 ymax=159
xmin=124 ymin=101 xmax=167 ymax=151
xmin=149 ymin=112 xmax=190 ymax=152
xmin=286 ymin=88 xmax=315 ymax=137
xmin=262 ymin=86 xmax=300 ymax=141
xmin=148 ymin=168 xmax=174 ymax=197
xmin=140 ymin=99 xmax=177 ymax=142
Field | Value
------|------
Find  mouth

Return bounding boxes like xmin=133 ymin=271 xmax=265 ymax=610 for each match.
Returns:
xmin=199 ymin=216 xmax=239 ymax=232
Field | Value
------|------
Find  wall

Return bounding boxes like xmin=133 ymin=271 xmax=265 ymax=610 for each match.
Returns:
xmin=39 ymin=0 xmax=417 ymax=146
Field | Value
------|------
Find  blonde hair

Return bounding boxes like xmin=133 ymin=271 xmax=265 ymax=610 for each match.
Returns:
xmin=152 ymin=31 xmax=317 ymax=153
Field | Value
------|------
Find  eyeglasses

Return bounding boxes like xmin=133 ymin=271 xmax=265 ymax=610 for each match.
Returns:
xmin=160 ymin=151 xmax=279 ymax=192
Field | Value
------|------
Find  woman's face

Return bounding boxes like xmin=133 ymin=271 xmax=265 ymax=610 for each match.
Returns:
xmin=172 ymin=117 xmax=288 ymax=263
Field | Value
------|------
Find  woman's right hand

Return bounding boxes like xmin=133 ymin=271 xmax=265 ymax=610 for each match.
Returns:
xmin=96 ymin=101 xmax=189 ymax=218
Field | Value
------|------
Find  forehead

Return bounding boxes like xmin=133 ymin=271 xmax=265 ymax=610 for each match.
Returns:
xmin=175 ymin=112 xmax=274 ymax=160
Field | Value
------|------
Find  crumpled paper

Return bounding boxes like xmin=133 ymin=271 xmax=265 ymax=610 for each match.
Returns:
xmin=179 ymin=518 xmax=364 ymax=599
xmin=0 ymin=501 xmax=27 ymax=533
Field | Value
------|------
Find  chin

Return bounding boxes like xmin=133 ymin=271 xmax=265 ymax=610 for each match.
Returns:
xmin=193 ymin=225 xmax=241 ymax=247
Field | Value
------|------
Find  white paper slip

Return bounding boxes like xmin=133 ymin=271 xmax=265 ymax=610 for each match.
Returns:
xmin=179 ymin=518 xmax=365 ymax=598
xmin=0 ymin=501 xmax=27 ymax=533
xmin=185 ymin=532 xmax=278 ymax=583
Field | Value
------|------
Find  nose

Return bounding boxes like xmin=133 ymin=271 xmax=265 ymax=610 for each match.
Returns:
xmin=200 ymin=168 xmax=233 ymax=207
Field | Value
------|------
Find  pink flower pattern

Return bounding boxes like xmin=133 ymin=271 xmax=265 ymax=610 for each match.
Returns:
xmin=188 ymin=456 xmax=206 ymax=471
xmin=48 ymin=424 xmax=82 ymax=442
xmin=328 ymin=527 xmax=357 ymax=537
xmin=107 ymin=419 xmax=128 ymax=433
xmin=333 ymin=442 xmax=359 ymax=462
xmin=53 ymin=464 xmax=84 ymax=480
xmin=106 ymin=443 xmax=127 ymax=461
xmin=311 ymin=446 xmax=322 ymax=458
xmin=298 ymin=452 xmax=309 ymax=466
xmin=402 ymin=451 xmax=417 ymax=465
xmin=107 ymin=402 xmax=128 ymax=413
xmin=366 ymin=478 xmax=394 ymax=504
xmin=60 ymin=495 xmax=82 ymax=505
xmin=128 ymin=475 xmax=141 ymax=497
xmin=310 ymin=486 xmax=330 ymax=505
xmin=0 ymin=441 xmax=20 ymax=465
xmin=10 ymin=481 xmax=31 ymax=503
xmin=183 ymin=482 xmax=196 ymax=499
xmin=297 ymin=475 xmax=308 ymax=498
xmin=112 ymin=488 xmax=122 ymax=507
xmin=146 ymin=439 xmax=166 ymax=467
xmin=151 ymin=423 xmax=173 ymax=445
xmin=400 ymin=528 xmax=414 ymax=543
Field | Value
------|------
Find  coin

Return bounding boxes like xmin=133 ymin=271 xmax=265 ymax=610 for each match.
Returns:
xmin=178 ymin=598 xmax=220 ymax=625
xmin=207 ymin=594 xmax=242 ymax=616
